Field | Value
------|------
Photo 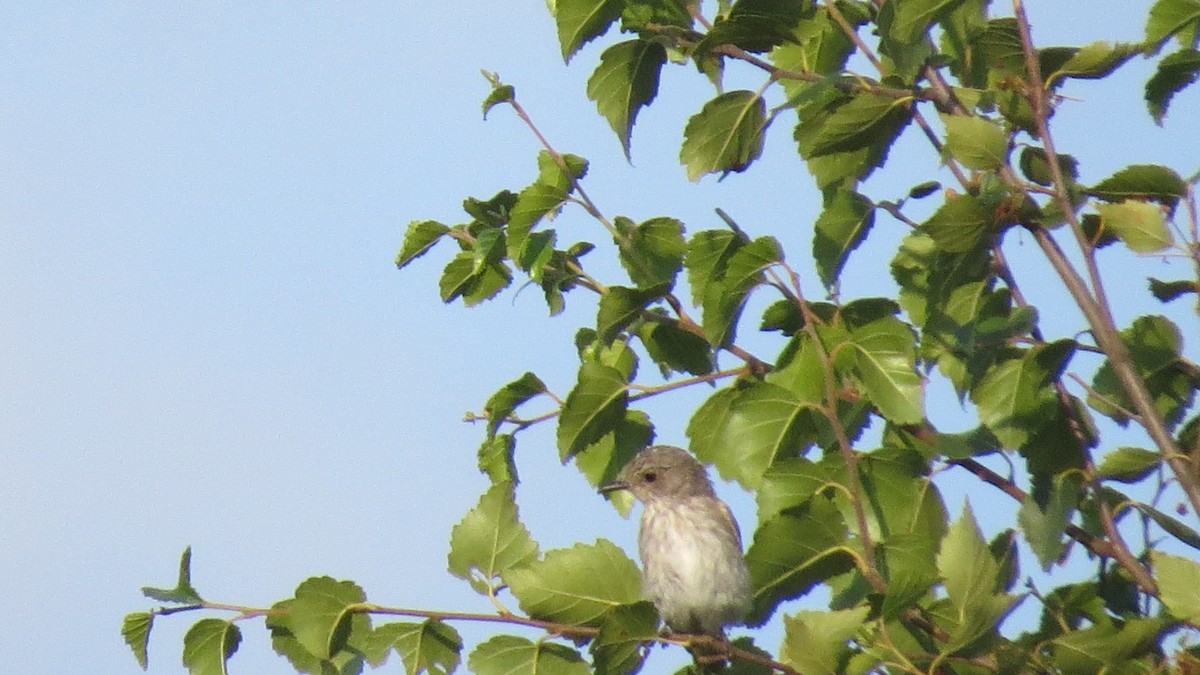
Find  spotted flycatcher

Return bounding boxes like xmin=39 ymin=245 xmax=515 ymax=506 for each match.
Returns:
xmin=600 ymin=445 xmax=752 ymax=650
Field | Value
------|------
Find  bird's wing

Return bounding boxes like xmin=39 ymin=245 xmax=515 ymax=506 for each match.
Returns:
xmin=718 ymin=499 xmax=743 ymax=550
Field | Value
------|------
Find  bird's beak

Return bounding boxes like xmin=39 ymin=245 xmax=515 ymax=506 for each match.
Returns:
xmin=598 ymin=479 xmax=629 ymax=495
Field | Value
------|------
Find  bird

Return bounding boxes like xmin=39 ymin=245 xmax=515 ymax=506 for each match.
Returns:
xmin=600 ymin=445 xmax=752 ymax=666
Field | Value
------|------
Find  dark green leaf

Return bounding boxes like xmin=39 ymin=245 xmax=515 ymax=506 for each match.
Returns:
xmin=1018 ymin=147 xmax=1079 ymax=186
xmin=1138 ymin=503 xmax=1200 ymax=551
xmin=698 ymin=0 xmax=807 ymax=54
xmin=1088 ymin=163 xmax=1187 ymax=207
xmin=555 ymin=0 xmax=623 ymax=63
xmin=588 ymin=40 xmax=666 ymax=158
xmin=122 ymin=612 xmax=153 ymax=670
xmin=364 ymin=621 xmax=462 ymax=675
xmin=182 ymin=619 xmax=241 ymax=675
xmin=142 ymin=546 xmax=203 ymax=604
xmin=484 ymin=373 xmax=547 ymax=438
xmin=807 ymin=93 xmax=912 ymax=157
xmin=396 ymin=221 xmax=450 ymax=270
xmin=1146 ymin=48 xmax=1200 ymax=123
xmin=702 ymin=236 xmax=782 ymax=347
xmin=448 ymin=482 xmax=540 ymax=594
xmin=597 ymin=285 xmax=669 ymax=342
xmin=1149 ymin=277 xmax=1198 ymax=302
xmin=638 ymin=321 xmax=713 ymax=377
xmin=681 ymin=90 xmax=768 ymax=181
xmin=909 ymin=181 xmax=941 ymax=199
xmin=469 ymin=636 xmax=590 ymax=675
xmin=506 ymin=540 xmax=643 ymax=626
xmin=617 ymin=216 xmax=687 ymax=288
xmin=557 ymin=362 xmax=630 ymax=458
xmin=813 ymin=189 xmax=875 ymax=287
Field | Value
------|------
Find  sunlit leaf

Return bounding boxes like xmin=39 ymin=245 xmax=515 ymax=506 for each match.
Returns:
xmin=448 ymin=482 xmax=540 ymax=594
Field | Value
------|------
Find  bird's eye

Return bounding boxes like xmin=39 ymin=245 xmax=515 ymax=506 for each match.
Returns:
xmin=642 ymin=471 xmax=657 ymax=483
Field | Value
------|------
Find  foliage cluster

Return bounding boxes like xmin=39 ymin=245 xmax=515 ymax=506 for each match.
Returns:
xmin=128 ymin=0 xmax=1200 ymax=673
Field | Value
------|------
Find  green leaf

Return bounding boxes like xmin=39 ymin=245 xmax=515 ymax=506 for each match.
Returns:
xmin=182 ymin=619 xmax=241 ymax=675
xmin=942 ymin=114 xmax=1008 ymax=170
xmin=700 ymin=382 xmax=819 ymax=489
xmin=746 ymin=498 xmax=856 ymax=626
xmin=1153 ymin=552 xmax=1200 ymax=622
xmin=448 ymin=482 xmax=540 ymax=594
xmin=616 ymin=216 xmax=687 ymax=288
xmin=781 ymin=607 xmax=870 ymax=675
xmin=267 ymin=604 xmax=367 ymax=675
xmin=122 ymin=612 xmax=153 ymax=670
xmin=755 ymin=458 xmax=828 ymax=529
xmin=1145 ymin=0 xmax=1200 ymax=53
xmin=364 ymin=621 xmax=462 ymax=675
xmin=587 ymin=40 xmax=666 ymax=158
xmin=813 ymin=189 xmax=875 ymax=287
xmin=280 ymin=577 xmax=368 ymax=661
xmin=1096 ymin=201 xmax=1173 ymax=252
xmin=680 ymin=90 xmax=768 ymax=181
xmin=1095 ymin=447 xmax=1162 ymax=483
xmin=701 ymin=236 xmax=782 ymax=347
xmin=554 ymin=0 xmax=622 ymax=63
xmin=591 ymin=601 xmax=658 ymax=674
xmin=142 ymin=546 xmax=203 ymax=604
xmin=1137 ymin=502 xmax=1200 ymax=551
xmin=557 ymin=361 xmax=630 ymax=458
xmin=484 ymin=373 xmax=547 ymax=439
xmin=481 ymin=83 xmax=515 ymax=119
xmin=890 ymin=0 xmax=969 ymax=43
xmin=807 ymin=92 xmax=911 ymax=157
xmin=686 ymin=229 xmax=742 ymax=308
xmin=971 ymin=342 xmax=1074 ymax=449
xmin=1089 ymin=315 xmax=1194 ymax=428
xmin=1146 ymin=48 xmax=1200 ymax=123
xmin=506 ymin=540 xmax=642 ymax=626
xmin=921 ymin=194 xmax=997 ymax=253
xmin=938 ymin=503 xmax=1000 ymax=610
xmin=575 ymin=409 xmax=654 ymax=516
xmin=396 ymin=220 xmax=450 ymax=270
xmin=849 ymin=317 xmax=925 ymax=424
xmin=1046 ymin=41 xmax=1139 ymax=84
xmin=469 ymin=636 xmax=590 ymax=675
xmin=1089 ymin=163 xmax=1187 ymax=207
xmin=1051 ymin=618 xmax=1172 ymax=673
xmin=597 ymin=285 xmax=668 ymax=342
xmin=478 ymin=434 xmax=517 ymax=483
xmin=1017 ymin=473 xmax=1080 ymax=570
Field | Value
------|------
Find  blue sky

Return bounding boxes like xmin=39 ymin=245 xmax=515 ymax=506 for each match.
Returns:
xmin=1 ymin=3 xmax=1197 ymax=674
